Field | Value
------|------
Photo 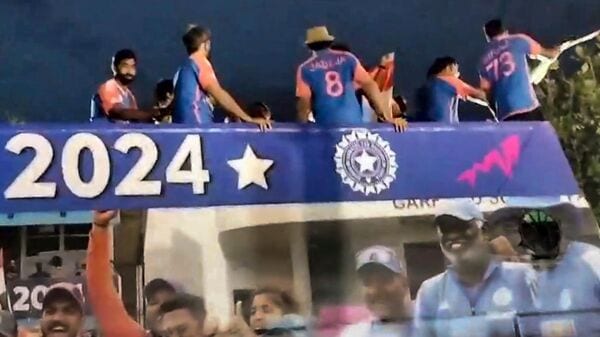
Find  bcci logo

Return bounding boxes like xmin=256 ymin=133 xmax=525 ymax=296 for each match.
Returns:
xmin=334 ymin=130 xmax=397 ymax=195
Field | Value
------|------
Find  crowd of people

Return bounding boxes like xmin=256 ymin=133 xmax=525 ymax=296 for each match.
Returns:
xmin=88 ymin=18 xmax=591 ymax=129
xmin=4 ymin=197 xmax=598 ymax=337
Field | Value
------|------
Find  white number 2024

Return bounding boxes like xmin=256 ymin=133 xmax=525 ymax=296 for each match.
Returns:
xmin=4 ymin=133 xmax=210 ymax=199
xmin=12 ymin=284 xmax=84 ymax=311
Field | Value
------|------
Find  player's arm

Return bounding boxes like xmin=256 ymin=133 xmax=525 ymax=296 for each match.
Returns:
xmin=539 ymin=46 xmax=560 ymax=59
xmin=206 ymin=84 xmax=271 ymax=130
xmin=354 ymin=61 xmax=407 ymax=131
xmin=206 ymin=84 xmax=250 ymax=121
xmin=297 ymin=99 xmax=312 ymax=122
xmin=519 ymin=34 xmax=559 ymax=59
xmin=87 ymin=211 xmax=146 ymax=337
xmin=201 ymin=64 xmax=270 ymax=130
xmin=355 ymin=71 xmax=389 ymax=119
xmin=98 ymin=85 xmax=154 ymax=122
xmin=479 ymin=73 xmax=493 ymax=97
xmin=295 ymin=67 xmax=312 ymax=122
xmin=464 ymin=84 xmax=489 ymax=107
xmin=443 ymin=76 xmax=488 ymax=104
xmin=462 ymin=82 xmax=487 ymax=102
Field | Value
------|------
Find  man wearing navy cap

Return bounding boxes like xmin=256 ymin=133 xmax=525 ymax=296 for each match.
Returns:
xmin=341 ymin=245 xmax=413 ymax=337
xmin=40 ymin=283 xmax=85 ymax=337
xmin=415 ymin=200 xmax=534 ymax=337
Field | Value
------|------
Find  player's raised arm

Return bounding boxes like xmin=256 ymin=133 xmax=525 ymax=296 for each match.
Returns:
xmin=87 ymin=210 xmax=146 ymax=337
xmin=516 ymin=33 xmax=560 ymax=60
xmin=530 ymin=29 xmax=600 ymax=85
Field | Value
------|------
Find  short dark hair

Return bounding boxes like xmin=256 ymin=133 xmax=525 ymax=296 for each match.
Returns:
xmin=144 ymin=278 xmax=176 ymax=302
xmin=426 ymin=56 xmax=457 ymax=78
xmin=484 ymin=19 xmax=505 ymax=39
xmin=252 ymin=287 xmax=298 ymax=314
xmin=113 ymin=49 xmax=137 ymax=68
xmin=182 ymin=25 xmax=211 ymax=55
xmin=330 ymin=42 xmax=351 ymax=53
xmin=307 ymin=41 xmax=333 ymax=51
xmin=158 ymin=294 xmax=206 ymax=320
xmin=155 ymin=79 xmax=174 ymax=102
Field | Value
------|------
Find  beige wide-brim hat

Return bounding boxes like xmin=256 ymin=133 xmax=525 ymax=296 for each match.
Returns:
xmin=305 ymin=26 xmax=335 ymax=44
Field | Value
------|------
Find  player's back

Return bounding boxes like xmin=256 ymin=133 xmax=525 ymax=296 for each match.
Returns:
xmin=297 ymin=50 xmax=363 ymax=125
xmin=173 ymin=57 xmax=214 ymax=124
xmin=479 ymin=34 xmax=540 ymax=120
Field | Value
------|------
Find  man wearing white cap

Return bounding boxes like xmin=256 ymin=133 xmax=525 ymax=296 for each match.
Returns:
xmin=415 ymin=200 xmax=534 ymax=337
xmin=340 ymin=245 xmax=413 ymax=337
xmin=296 ymin=26 xmax=407 ymax=131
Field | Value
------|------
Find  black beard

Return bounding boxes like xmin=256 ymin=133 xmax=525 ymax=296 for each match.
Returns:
xmin=116 ymin=74 xmax=134 ymax=86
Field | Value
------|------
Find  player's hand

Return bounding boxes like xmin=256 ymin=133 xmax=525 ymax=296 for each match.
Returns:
xmin=251 ymin=117 xmax=272 ymax=132
xmin=386 ymin=117 xmax=408 ymax=132
xmin=93 ymin=210 xmax=117 ymax=228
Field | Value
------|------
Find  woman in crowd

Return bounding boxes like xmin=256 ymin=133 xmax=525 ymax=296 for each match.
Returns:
xmin=249 ymin=287 xmax=302 ymax=336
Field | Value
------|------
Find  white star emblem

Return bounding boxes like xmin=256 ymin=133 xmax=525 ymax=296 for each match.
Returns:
xmin=227 ymin=145 xmax=274 ymax=190
xmin=354 ymin=150 xmax=378 ymax=173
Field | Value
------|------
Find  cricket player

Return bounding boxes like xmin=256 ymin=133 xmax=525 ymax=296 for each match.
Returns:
xmin=479 ymin=19 xmax=560 ymax=121
xmin=296 ymin=26 xmax=406 ymax=131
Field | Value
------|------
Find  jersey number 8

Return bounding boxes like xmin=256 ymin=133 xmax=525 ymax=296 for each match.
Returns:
xmin=325 ymin=71 xmax=344 ymax=97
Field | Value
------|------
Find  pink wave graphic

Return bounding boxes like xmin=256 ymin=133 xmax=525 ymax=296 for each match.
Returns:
xmin=457 ymin=135 xmax=521 ymax=187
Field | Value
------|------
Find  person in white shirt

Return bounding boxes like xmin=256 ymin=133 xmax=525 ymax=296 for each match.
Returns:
xmin=415 ymin=200 xmax=534 ymax=337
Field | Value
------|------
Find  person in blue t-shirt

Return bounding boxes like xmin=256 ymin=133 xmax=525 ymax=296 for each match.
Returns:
xmin=172 ymin=25 xmax=270 ymax=130
xmin=415 ymin=200 xmax=534 ymax=337
xmin=479 ymin=19 xmax=559 ymax=121
xmin=295 ymin=26 xmax=407 ymax=131
xmin=416 ymin=57 xmax=488 ymax=123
